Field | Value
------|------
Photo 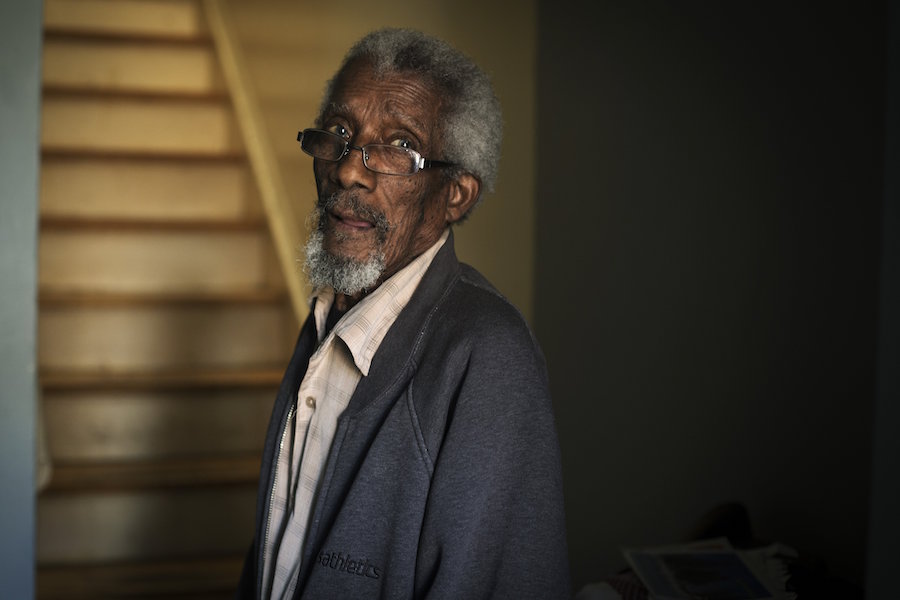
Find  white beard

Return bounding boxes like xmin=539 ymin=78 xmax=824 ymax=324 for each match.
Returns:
xmin=303 ymin=229 xmax=385 ymax=296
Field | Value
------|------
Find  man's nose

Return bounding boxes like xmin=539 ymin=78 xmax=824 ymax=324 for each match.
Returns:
xmin=333 ymin=144 xmax=374 ymax=189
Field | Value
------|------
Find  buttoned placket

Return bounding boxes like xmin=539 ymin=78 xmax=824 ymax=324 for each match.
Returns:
xmin=268 ymin=338 xmax=330 ymax=600
xmin=287 ymin=389 xmax=316 ymax=510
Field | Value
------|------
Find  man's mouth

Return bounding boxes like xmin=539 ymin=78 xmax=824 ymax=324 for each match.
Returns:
xmin=329 ymin=208 xmax=375 ymax=230
xmin=318 ymin=192 xmax=389 ymax=239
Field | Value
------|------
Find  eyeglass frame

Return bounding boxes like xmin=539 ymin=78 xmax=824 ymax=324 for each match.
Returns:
xmin=296 ymin=128 xmax=456 ymax=176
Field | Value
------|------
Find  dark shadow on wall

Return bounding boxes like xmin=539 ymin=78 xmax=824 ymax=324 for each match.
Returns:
xmin=535 ymin=0 xmax=887 ymax=591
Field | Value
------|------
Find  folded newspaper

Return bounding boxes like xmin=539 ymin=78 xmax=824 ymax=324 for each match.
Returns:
xmin=624 ymin=538 xmax=796 ymax=600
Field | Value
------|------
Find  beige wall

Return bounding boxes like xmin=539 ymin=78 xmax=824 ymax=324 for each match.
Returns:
xmin=227 ymin=0 xmax=537 ymax=321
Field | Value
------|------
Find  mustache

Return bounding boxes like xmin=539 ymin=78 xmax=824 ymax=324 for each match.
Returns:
xmin=316 ymin=192 xmax=391 ymax=235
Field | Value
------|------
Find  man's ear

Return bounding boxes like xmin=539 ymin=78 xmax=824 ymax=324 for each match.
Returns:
xmin=444 ymin=173 xmax=482 ymax=224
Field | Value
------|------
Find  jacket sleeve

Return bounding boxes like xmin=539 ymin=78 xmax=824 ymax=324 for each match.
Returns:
xmin=413 ymin=318 xmax=571 ymax=600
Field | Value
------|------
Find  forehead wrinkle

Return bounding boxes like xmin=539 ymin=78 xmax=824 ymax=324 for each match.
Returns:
xmin=321 ymin=99 xmax=431 ymax=143
xmin=380 ymin=100 xmax=429 ymax=137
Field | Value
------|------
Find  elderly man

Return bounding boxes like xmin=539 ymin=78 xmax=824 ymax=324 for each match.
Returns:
xmin=238 ymin=28 xmax=569 ymax=599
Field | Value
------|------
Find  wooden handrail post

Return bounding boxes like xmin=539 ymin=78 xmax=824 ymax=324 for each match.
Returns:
xmin=202 ymin=0 xmax=308 ymax=323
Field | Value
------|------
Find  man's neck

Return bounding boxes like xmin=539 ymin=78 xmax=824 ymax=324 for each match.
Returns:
xmin=323 ymin=300 xmax=346 ymax=338
xmin=333 ymin=291 xmax=362 ymax=313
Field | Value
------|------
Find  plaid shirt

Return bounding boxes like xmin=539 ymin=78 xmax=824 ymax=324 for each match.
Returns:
xmin=262 ymin=230 xmax=449 ymax=599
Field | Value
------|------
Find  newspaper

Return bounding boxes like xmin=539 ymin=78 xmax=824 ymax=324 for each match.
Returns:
xmin=624 ymin=538 xmax=792 ymax=600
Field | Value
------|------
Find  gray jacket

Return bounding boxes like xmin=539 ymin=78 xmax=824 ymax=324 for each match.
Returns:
xmin=238 ymin=232 xmax=570 ymax=599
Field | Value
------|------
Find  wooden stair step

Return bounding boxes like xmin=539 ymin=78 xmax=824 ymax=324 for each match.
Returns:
xmin=40 ymin=367 xmax=284 ymax=390
xmin=43 ymin=85 xmax=228 ymax=103
xmin=42 ymin=81 xmax=228 ymax=103
xmin=41 ymin=147 xmax=246 ymax=161
xmin=40 ymin=154 xmax=258 ymax=223
xmin=37 ymin=486 xmax=256 ymax=562
xmin=44 ymin=456 xmax=261 ymax=493
xmin=40 ymin=289 xmax=287 ymax=307
xmin=40 ymin=228 xmax=283 ymax=293
xmin=44 ymin=0 xmax=208 ymax=42
xmin=41 ymin=94 xmax=242 ymax=155
xmin=40 ymin=215 xmax=265 ymax=232
xmin=39 ymin=302 xmax=294 ymax=371
xmin=37 ymin=556 xmax=244 ymax=600
xmin=42 ymin=35 xmax=224 ymax=97
xmin=42 ymin=385 xmax=276 ymax=462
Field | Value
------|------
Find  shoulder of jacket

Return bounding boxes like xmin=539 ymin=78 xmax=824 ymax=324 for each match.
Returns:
xmin=416 ymin=263 xmax=542 ymax=364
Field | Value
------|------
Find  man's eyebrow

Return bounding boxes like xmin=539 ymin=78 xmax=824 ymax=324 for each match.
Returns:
xmin=320 ymin=102 xmax=352 ymax=120
xmin=320 ymin=101 xmax=428 ymax=137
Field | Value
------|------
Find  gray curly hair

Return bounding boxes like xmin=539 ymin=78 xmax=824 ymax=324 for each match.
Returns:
xmin=318 ymin=28 xmax=503 ymax=212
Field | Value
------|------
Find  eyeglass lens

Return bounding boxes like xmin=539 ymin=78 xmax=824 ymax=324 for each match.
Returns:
xmin=300 ymin=130 xmax=419 ymax=175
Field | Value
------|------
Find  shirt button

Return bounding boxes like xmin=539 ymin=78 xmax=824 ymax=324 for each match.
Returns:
xmin=305 ymin=396 xmax=316 ymax=409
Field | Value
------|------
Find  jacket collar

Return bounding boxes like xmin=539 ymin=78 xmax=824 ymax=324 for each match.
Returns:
xmin=340 ymin=227 xmax=461 ymax=418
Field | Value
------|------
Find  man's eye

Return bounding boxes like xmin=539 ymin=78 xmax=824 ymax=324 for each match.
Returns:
xmin=326 ymin=124 xmax=349 ymax=138
xmin=390 ymin=138 xmax=413 ymax=149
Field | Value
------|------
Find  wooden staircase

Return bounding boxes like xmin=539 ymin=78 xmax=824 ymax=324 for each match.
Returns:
xmin=37 ymin=1 xmax=298 ymax=597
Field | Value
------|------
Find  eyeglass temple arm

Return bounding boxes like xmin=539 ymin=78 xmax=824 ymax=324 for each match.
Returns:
xmin=422 ymin=158 xmax=454 ymax=170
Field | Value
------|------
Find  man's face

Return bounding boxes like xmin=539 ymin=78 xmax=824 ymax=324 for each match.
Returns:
xmin=309 ymin=59 xmax=451 ymax=296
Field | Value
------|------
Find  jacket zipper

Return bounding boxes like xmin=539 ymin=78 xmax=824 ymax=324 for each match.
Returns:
xmin=260 ymin=401 xmax=295 ymax=599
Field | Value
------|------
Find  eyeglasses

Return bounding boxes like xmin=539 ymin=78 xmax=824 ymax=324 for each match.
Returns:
xmin=296 ymin=128 xmax=455 ymax=176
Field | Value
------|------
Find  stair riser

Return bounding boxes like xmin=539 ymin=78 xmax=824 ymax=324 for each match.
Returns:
xmin=40 ymin=229 xmax=283 ymax=293
xmin=44 ymin=0 xmax=206 ymax=39
xmin=44 ymin=389 xmax=275 ymax=462
xmin=42 ymin=96 xmax=242 ymax=155
xmin=38 ymin=487 xmax=255 ymax=563
xmin=43 ymin=38 xmax=223 ymax=95
xmin=41 ymin=157 xmax=260 ymax=222
xmin=38 ymin=557 xmax=244 ymax=600
xmin=40 ymin=304 xmax=293 ymax=371
xmin=43 ymin=37 xmax=333 ymax=105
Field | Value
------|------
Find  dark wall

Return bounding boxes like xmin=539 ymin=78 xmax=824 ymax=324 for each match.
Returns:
xmin=535 ymin=1 xmax=886 ymax=590
xmin=866 ymin=3 xmax=900 ymax=597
